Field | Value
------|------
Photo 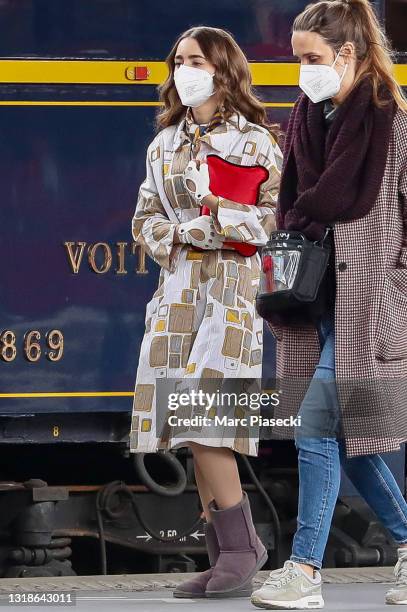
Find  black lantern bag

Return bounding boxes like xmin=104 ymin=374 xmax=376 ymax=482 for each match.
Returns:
xmin=255 ymin=229 xmax=333 ymax=326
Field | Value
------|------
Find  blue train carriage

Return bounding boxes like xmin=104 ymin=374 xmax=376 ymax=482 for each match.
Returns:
xmin=0 ymin=0 xmax=405 ymax=578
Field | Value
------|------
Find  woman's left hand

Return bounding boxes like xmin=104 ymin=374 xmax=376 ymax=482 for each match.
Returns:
xmin=183 ymin=160 xmax=212 ymax=205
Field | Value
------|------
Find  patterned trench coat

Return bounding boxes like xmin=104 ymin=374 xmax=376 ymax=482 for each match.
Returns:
xmin=129 ymin=111 xmax=283 ymax=456
xmin=270 ymin=108 xmax=407 ymax=458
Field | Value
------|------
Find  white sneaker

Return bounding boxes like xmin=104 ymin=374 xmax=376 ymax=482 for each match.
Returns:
xmin=385 ymin=548 xmax=407 ymax=605
xmin=251 ymin=560 xmax=324 ymax=609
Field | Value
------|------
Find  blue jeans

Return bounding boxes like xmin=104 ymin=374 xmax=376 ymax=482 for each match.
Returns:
xmin=290 ymin=312 xmax=407 ymax=569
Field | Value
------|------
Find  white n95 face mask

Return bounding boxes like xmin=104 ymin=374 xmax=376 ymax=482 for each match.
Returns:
xmin=174 ymin=64 xmax=215 ymax=108
xmin=298 ymin=47 xmax=348 ymax=104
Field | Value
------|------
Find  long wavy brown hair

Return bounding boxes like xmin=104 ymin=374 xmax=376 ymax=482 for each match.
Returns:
xmin=156 ymin=26 xmax=280 ymax=139
xmin=293 ymin=0 xmax=407 ymax=111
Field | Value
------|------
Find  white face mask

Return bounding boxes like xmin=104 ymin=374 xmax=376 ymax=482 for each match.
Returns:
xmin=298 ymin=47 xmax=348 ymax=104
xmin=174 ymin=64 xmax=215 ymax=108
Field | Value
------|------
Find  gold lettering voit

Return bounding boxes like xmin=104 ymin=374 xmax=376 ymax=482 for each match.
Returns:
xmin=88 ymin=242 xmax=112 ymax=273
xmin=64 ymin=241 xmax=149 ymax=274
xmin=132 ymin=242 xmax=148 ymax=275
xmin=116 ymin=242 xmax=127 ymax=274
xmin=64 ymin=241 xmax=86 ymax=274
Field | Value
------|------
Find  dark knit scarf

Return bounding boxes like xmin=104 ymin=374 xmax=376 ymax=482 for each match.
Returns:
xmin=276 ymin=78 xmax=396 ymax=241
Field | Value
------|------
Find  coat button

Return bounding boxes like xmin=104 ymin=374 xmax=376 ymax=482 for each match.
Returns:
xmin=338 ymin=262 xmax=347 ymax=272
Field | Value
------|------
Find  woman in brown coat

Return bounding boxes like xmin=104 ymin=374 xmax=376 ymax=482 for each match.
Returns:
xmin=251 ymin=0 xmax=407 ymax=609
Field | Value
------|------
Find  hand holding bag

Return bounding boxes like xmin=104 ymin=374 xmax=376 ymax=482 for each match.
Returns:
xmin=255 ymin=228 xmax=333 ymax=326
xmin=199 ymin=154 xmax=269 ymax=257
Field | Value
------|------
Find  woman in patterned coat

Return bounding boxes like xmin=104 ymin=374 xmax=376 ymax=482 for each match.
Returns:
xmin=252 ymin=0 xmax=407 ymax=609
xmin=129 ymin=27 xmax=283 ymax=598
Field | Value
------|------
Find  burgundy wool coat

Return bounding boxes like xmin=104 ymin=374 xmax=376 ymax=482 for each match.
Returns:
xmin=269 ymin=108 xmax=407 ymax=458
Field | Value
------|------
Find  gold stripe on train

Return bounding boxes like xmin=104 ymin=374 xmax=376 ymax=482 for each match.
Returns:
xmin=0 ymin=392 xmax=134 ymax=398
xmin=0 ymin=60 xmax=299 ymax=85
xmin=0 ymin=101 xmax=294 ymax=107
xmin=0 ymin=60 xmax=405 ymax=86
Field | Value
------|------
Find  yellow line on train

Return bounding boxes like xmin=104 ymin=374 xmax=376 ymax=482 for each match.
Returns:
xmin=0 ymin=60 xmax=301 ymax=86
xmin=0 ymin=392 xmax=134 ymax=398
xmin=0 ymin=101 xmax=162 ymax=106
xmin=0 ymin=101 xmax=294 ymax=107
xmin=0 ymin=60 xmax=405 ymax=86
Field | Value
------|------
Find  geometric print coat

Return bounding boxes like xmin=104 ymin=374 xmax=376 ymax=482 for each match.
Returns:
xmin=129 ymin=110 xmax=283 ymax=456
xmin=269 ymin=108 xmax=407 ymax=458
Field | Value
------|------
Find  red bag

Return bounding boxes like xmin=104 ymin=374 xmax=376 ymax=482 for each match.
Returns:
xmin=198 ymin=154 xmax=269 ymax=257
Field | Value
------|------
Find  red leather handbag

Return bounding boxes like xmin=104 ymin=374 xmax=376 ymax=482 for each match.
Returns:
xmin=198 ymin=154 xmax=269 ymax=257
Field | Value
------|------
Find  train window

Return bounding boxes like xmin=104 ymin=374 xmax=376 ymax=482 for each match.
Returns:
xmin=386 ymin=0 xmax=407 ymax=52
xmin=0 ymin=0 xmax=310 ymax=60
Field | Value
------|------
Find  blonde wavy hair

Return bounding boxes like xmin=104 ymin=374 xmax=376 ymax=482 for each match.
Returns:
xmin=156 ymin=26 xmax=280 ymax=139
xmin=293 ymin=0 xmax=407 ymax=111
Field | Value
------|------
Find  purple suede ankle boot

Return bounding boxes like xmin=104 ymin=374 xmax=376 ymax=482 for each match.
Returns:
xmin=173 ymin=520 xmax=219 ymax=598
xmin=205 ymin=491 xmax=268 ymax=598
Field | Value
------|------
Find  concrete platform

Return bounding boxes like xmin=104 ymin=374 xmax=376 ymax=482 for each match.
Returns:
xmin=0 ymin=568 xmax=398 ymax=611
